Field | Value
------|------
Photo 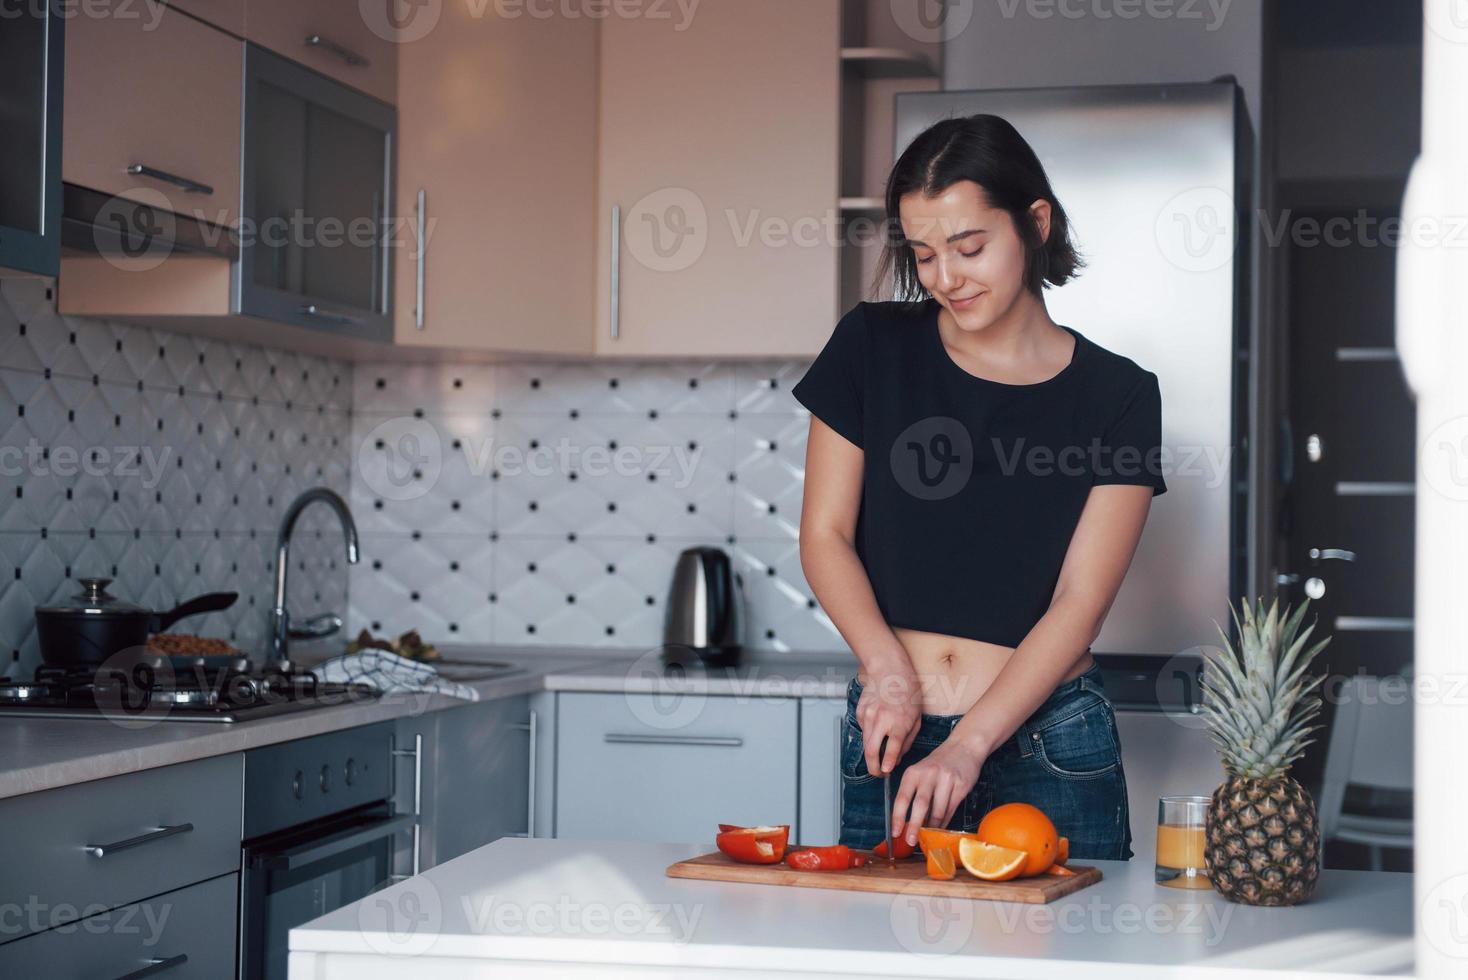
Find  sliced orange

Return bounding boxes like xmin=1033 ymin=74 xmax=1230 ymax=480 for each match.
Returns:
xmin=925 ymin=846 xmax=957 ymax=880
xmin=917 ymin=827 xmax=979 ymax=857
xmin=1045 ymin=863 xmax=1077 ymax=877
xmin=977 ymin=803 xmax=1059 ymax=878
xmin=1056 ymin=836 xmax=1070 ymax=866
xmin=957 ymin=837 xmax=1028 ymax=881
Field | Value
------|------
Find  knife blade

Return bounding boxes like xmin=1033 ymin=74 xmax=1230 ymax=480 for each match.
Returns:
xmin=880 ymin=735 xmax=895 ymax=868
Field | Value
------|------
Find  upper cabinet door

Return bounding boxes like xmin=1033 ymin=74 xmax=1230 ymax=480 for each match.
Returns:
xmin=246 ymin=0 xmax=398 ymax=104
xmin=595 ymin=0 xmax=841 ymax=357
xmin=393 ymin=2 xmax=598 ymax=354
xmin=167 ymin=0 xmax=245 ymax=36
xmin=62 ymin=2 xmax=242 ymax=229
xmin=0 ymin=2 xmax=62 ymax=277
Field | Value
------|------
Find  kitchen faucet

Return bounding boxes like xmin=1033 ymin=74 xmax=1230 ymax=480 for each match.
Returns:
xmin=271 ymin=487 xmax=359 ymax=673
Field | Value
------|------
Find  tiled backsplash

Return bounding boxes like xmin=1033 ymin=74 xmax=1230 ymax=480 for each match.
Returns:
xmin=348 ymin=358 xmax=844 ymax=652
xmin=0 ymin=279 xmax=354 ymax=678
xmin=0 ymin=275 xmax=843 ymax=669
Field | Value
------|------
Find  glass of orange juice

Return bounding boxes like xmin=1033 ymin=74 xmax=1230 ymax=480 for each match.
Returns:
xmin=1156 ymin=796 xmax=1211 ymax=889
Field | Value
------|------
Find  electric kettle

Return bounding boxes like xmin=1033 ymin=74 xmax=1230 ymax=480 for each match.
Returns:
xmin=663 ymin=546 xmax=744 ymax=663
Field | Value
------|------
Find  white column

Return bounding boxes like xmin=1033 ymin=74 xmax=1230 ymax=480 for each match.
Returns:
xmin=1399 ymin=3 xmax=1468 ymax=974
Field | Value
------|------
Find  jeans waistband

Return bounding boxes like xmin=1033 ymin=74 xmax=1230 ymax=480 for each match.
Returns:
xmin=846 ymin=662 xmax=1106 ymax=736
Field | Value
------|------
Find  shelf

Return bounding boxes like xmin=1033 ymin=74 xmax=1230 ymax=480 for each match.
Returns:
xmin=840 ymin=47 xmax=939 ymax=80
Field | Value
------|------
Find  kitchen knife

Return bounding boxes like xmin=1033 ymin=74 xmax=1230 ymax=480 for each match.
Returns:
xmin=880 ymin=735 xmax=895 ymax=868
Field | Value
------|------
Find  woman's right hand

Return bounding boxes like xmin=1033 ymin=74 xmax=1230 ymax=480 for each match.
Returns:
xmin=855 ymin=660 xmax=923 ymax=777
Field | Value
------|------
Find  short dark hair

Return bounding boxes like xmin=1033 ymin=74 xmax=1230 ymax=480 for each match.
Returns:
xmin=874 ymin=113 xmax=1084 ymax=301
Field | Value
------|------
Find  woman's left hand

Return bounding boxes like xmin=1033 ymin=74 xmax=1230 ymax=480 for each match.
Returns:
xmin=891 ymin=736 xmax=987 ymax=845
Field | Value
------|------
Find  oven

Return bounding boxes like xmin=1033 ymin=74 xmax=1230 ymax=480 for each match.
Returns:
xmin=238 ymin=723 xmax=409 ymax=980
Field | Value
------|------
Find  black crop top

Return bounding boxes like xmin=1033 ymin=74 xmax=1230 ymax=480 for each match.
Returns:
xmin=792 ymin=299 xmax=1167 ymax=649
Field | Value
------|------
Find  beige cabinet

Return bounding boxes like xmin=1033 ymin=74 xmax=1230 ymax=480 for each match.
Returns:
xmin=594 ymin=0 xmax=841 ymax=357
xmin=392 ymin=1 xmax=599 ymax=355
xmin=63 ymin=2 xmax=243 ymax=228
xmin=246 ymin=0 xmax=398 ymax=104
xmin=167 ymin=0 xmax=245 ymax=36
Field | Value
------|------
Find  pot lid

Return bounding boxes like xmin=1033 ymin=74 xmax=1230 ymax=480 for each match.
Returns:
xmin=37 ymin=578 xmax=149 ymax=616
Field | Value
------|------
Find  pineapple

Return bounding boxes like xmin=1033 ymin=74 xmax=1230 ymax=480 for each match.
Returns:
xmin=1200 ymin=597 xmax=1330 ymax=906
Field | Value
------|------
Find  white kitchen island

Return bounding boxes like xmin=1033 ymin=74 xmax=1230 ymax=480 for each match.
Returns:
xmin=288 ymin=838 xmax=1413 ymax=979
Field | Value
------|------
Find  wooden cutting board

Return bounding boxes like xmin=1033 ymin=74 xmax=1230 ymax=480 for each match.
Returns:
xmin=667 ymin=852 xmax=1101 ymax=904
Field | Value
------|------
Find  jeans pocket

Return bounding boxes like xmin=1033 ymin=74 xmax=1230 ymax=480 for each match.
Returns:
xmin=839 ymin=714 xmax=879 ymax=785
xmin=1031 ymin=695 xmax=1120 ymax=780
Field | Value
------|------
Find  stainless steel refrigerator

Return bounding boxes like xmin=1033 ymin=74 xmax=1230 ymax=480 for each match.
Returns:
xmin=895 ymin=82 xmax=1246 ymax=661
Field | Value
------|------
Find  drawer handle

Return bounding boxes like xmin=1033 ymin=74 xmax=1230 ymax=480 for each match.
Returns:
xmin=84 ymin=822 xmax=194 ymax=858
xmin=126 ymin=164 xmax=213 ymax=196
xmin=304 ymin=34 xmax=369 ymax=67
xmin=112 ymin=953 xmax=188 ymax=980
xmin=301 ymin=303 xmax=363 ymax=326
xmin=603 ymin=734 xmax=743 ymax=748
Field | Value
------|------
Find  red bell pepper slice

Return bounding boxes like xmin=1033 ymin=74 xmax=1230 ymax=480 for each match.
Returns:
xmin=715 ymin=825 xmax=790 ymax=864
xmin=785 ymin=845 xmax=852 ymax=871
xmin=873 ymin=837 xmax=915 ymax=860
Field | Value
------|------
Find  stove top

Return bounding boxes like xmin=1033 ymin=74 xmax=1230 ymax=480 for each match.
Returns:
xmin=0 ymin=661 xmax=380 ymax=723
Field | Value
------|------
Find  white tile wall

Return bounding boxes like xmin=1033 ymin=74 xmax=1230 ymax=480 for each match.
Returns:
xmin=348 ymin=359 xmax=845 ymax=653
xmin=0 ymin=279 xmax=354 ymax=677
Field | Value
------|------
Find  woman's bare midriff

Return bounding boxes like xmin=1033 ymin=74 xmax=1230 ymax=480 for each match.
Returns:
xmin=857 ymin=628 xmax=1096 ymax=716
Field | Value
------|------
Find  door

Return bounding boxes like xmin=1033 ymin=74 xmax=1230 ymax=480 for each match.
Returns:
xmin=1279 ymin=187 xmax=1416 ymax=795
xmin=246 ymin=0 xmax=397 ymax=104
xmin=392 ymin=1 xmax=598 ymax=354
xmin=595 ymin=0 xmax=841 ymax=356
xmin=0 ymin=2 xmax=62 ymax=276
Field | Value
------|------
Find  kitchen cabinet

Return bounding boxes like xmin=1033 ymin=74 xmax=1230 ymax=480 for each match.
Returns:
xmin=392 ymin=0 xmax=599 ymax=354
xmin=392 ymin=693 xmax=542 ymax=873
xmin=798 ymin=698 xmax=847 ymax=845
xmin=62 ymin=1 xmax=243 ymax=230
xmin=0 ymin=2 xmax=63 ymax=277
xmin=593 ymin=0 xmax=841 ymax=357
xmin=246 ymin=0 xmax=398 ymax=104
xmin=555 ymin=692 xmax=800 ymax=842
xmin=0 ymin=753 xmax=244 ymax=945
xmin=0 ymin=872 xmax=238 ymax=980
xmin=168 ymin=0 xmax=245 ymax=37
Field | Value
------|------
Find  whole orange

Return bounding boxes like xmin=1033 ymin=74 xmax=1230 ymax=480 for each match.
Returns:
xmin=976 ymin=803 xmax=1059 ymax=878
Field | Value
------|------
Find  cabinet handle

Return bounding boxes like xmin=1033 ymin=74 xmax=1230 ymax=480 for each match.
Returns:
xmin=126 ymin=164 xmax=213 ymax=196
xmin=300 ymin=304 xmax=363 ymax=326
xmin=603 ymin=733 xmax=742 ymax=747
xmin=304 ymin=34 xmax=369 ymax=67
xmin=414 ymin=188 xmax=426 ymax=330
xmin=112 ymin=954 xmax=189 ymax=980
xmin=609 ymin=204 xmax=621 ymax=340
xmin=526 ymin=709 xmax=538 ymax=838
xmin=392 ymin=733 xmax=424 ymax=875
xmin=84 ymin=823 xmax=194 ymax=858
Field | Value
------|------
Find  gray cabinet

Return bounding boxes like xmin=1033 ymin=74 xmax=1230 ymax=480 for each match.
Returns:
xmin=555 ymin=693 xmax=799 ymax=843
xmin=0 ymin=753 xmax=243 ymax=945
xmin=798 ymin=698 xmax=846 ymax=846
xmin=0 ymin=1 xmax=62 ymax=276
xmin=0 ymin=873 xmax=238 ymax=979
xmin=392 ymin=693 xmax=540 ymax=872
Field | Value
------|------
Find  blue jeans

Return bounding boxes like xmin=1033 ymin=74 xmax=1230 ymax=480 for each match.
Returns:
xmin=839 ymin=662 xmax=1134 ymax=861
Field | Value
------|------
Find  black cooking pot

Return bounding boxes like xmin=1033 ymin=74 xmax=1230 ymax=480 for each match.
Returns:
xmin=35 ymin=578 xmax=239 ymax=668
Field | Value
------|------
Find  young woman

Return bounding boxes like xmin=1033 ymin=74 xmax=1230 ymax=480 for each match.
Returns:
xmin=793 ymin=114 xmax=1167 ymax=861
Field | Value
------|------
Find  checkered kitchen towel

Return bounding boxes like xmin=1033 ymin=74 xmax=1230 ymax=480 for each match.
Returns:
xmin=313 ymin=649 xmax=480 ymax=701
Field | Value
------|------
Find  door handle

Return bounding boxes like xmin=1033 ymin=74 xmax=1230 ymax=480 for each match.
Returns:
xmin=304 ymin=34 xmax=369 ymax=67
xmin=603 ymin=733 xmax=742 ymax=747
xmin=392 ymin=733 xmax=424 ymax=875
xmin=301 ymin=304 xmax=363 ymax=326
xmin=414 ymin=188 xmax=426 ymax=330
xmin=84 ymin=823 xmax=194 ymax=858
xmin=112 ymin=954 xmax=189 ymax=980
xmin=126 ymin=164 xmax=213 ymax=196
xmin=1309 ymin=548 xmax=1357 ymax=563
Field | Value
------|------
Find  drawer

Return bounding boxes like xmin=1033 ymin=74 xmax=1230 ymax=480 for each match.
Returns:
xmin=62 ymin=1 xmax=243 ymax=227
xmin=246 ymin=0 xmax=398 ymax=104
xmin=0 ymin=754 xmax=242 ymax=944
xmin=556 ymin=693 xmax=798 ymax=843
xmin=0 ymin=873 xmax=237 ymax=979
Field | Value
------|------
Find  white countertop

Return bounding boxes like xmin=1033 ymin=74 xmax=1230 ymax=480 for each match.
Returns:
xmin=0 ymin=646 xmax=856 ymax=800
xmin=288 ymin=838 xmax=1414 ymax=979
